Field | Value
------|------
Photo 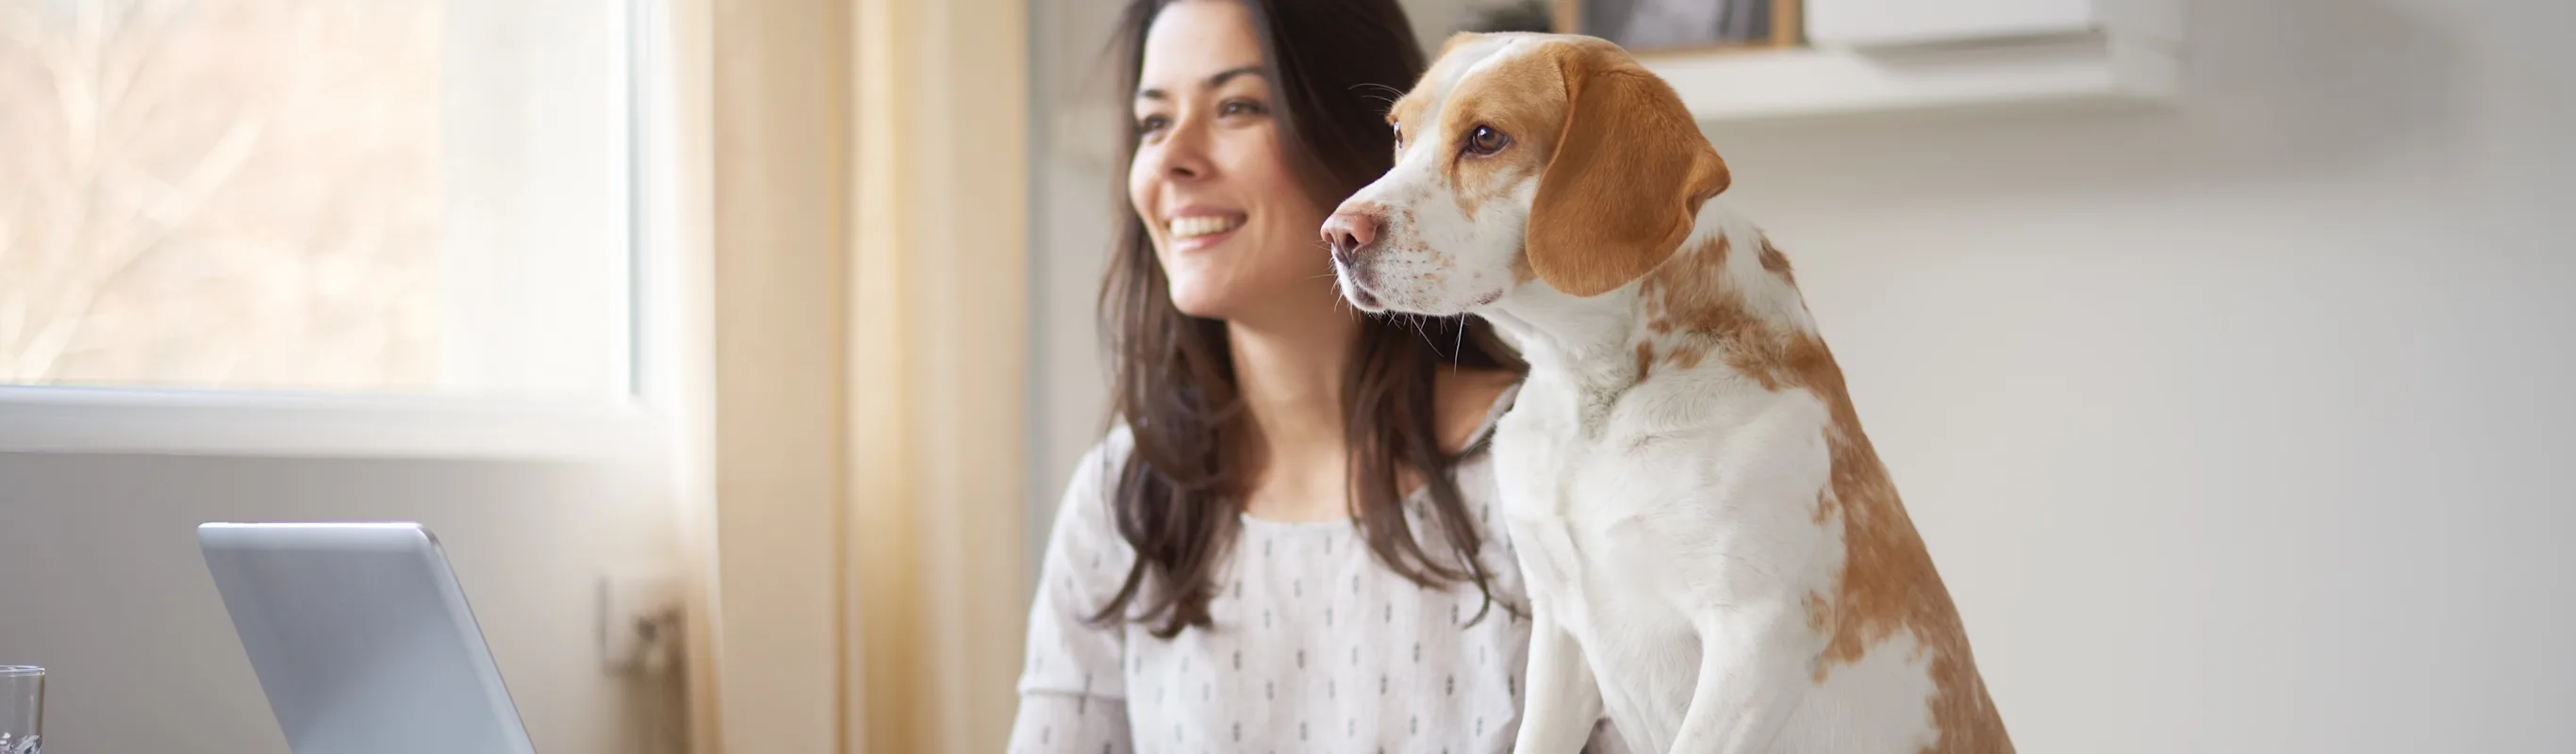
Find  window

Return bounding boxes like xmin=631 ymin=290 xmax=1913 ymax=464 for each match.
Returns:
xmin=0 ymin=0 xmax=638 ymax=401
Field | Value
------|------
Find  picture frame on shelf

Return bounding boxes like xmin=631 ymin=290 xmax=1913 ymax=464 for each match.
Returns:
xmin=1550 ymin=0 xmax=1801 ymax=56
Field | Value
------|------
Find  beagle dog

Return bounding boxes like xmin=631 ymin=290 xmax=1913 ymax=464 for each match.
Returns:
xmin=1321 ymin=33 xmax=2011 ymax=753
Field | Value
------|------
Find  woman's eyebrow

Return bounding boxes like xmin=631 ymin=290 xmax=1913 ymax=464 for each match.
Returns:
xmin=1203 ymin=65 xmax=1264 ymax=89
xmin=1137 ymin=65 xmax=1266 ymax=101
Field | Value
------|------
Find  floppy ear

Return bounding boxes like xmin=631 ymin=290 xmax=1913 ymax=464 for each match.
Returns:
xmin=1525 ymin=44 xmax=1729 ymax=298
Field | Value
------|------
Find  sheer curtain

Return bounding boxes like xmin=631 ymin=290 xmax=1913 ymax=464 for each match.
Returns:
xmin=683 ymin=0 xmax=1032 ymax=752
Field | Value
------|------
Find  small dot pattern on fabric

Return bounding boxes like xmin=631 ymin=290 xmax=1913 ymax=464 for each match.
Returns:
xmin=1006 ymin=386 xmax=1630 ymax=753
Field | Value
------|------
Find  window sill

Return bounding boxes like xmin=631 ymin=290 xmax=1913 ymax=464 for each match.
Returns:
xmin=0 ymin=386 xmax=664 ymax=461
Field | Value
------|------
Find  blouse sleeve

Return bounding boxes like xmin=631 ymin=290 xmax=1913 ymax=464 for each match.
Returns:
xmin=1006 ymin=694 xmax=1131 ymax=754
xmin=1007 ymin=432 xmax=1139 ymax=753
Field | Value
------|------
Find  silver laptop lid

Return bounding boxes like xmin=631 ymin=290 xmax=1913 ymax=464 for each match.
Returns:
xmin=198 ymin=522 xmax=537 ymax=754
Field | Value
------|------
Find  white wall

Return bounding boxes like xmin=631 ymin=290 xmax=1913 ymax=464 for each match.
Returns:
xmin=1709 ymin=0 xmax=2575 ymax=748
xmin=1025 ymin=0 xmax=1125 ymax=577
xmin=0 ymin=452 xmax=684 ymax=753
xmin=1027 ymin=0 xmax=2576 ymax=750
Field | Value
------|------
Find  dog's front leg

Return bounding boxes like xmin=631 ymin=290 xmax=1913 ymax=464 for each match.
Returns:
xmin=1666 ymin=600 xmax=1819 ymax=754
xmin=1512 ymin=604 xmax=1604 ymax=754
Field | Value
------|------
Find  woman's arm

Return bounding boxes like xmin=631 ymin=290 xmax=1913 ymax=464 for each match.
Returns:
xmin=1006 ymin=434 xmax=1137 ymax=752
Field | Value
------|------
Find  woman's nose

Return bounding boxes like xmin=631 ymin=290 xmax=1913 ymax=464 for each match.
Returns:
xmin=1148 ymin=119 xmax=1212 ymax=179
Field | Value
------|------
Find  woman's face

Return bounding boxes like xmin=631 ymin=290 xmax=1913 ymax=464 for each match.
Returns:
xmin=1130 ymin=0 xmax=1335 ymax=322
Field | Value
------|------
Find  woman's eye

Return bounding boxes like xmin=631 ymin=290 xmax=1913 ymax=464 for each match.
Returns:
xmin=1135 ymin=114 xmax=1170 ymax=137
xmin=1463 ymin=124 xmax=1509 ymax=156
xmin=1219 ymin=98 xmax=1267 ymax=117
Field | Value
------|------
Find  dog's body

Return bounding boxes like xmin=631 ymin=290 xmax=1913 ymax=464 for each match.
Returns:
xmin=1322 ymin=33 xmax=2009 ymax=753
xmin=1479 ymin=205 xmax=2006 ymax=754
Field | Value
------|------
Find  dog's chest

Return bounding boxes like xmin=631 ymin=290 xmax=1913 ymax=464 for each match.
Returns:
xmin=1489 ymin=380 xmax=1687 ymax=613
xmin=1489 ymin=371 xmax=1839 ymax=623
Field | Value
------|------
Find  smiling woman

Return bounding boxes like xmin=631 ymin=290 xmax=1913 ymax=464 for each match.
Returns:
xmin=1124 ymin=31 xmax=1346 ymax=323
xmin=1007 ymin=0 xmax=1626 ymax=751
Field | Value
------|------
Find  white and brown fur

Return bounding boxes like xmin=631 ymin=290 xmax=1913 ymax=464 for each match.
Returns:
xmin=1321 ymin=33 xmax=2009 ymax=753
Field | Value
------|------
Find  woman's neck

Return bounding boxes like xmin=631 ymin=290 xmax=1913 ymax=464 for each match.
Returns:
xmin=1228 ymin=303 xmax=1363 ymax=522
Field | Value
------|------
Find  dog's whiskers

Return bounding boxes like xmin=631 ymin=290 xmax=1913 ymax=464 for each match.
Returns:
xmin=1350 ymin=82 xmax=1405 ymax=109
xmin=1407 ymin=313 xmax=1443 ymax=354
xmin=1452 ymin=318 xmax=1466 ymax=369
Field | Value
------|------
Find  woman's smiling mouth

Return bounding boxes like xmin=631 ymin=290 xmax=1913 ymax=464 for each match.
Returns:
xmin=1167 ymin=212 xmax=1247 ymax=250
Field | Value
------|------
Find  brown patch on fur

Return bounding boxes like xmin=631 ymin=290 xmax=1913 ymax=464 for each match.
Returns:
xmin=1400 ymin=35 xmax=1726 ymax=298
xmin=1642 ymin=236 xmax=1727 ymax=336
xmin=1465 ymin=37 xmax=1727 ymax=297
xmin=1664 ymin=341 xmax=1706 ymax=371
xmin=1387 ymin=76 xmax=1436 ymax=141
xmin=1387 ymin=38 xmax=1468 ymax=162
xmin=1758 ymin=238 xmax=1795 ymax=287
xmin=1510 ymin=254 xmax=1536 ymax=285
xmin=1634 ymin=341 xmax=1655 ymax=382
xmin=1805 ymin=344 xmax=2012 ymax=754
xmin=1634 ymin=235 xmax=2012 ymax=753
xmin=1435 ymin=47 xmax=1564 ymax=223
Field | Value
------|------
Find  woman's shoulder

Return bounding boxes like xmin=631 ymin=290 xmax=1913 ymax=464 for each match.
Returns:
xmin=1031 ymin=427 xmax=1147 ymax=608
xmin=1044 ymin=424 xmax=1137 ymax=546
xmin=1082 ymin=423 xmax=1139 ymax=481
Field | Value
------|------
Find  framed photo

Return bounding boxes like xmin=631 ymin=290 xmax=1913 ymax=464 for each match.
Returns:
xmin=1551 ymin=0 xmax=1801 ymax=55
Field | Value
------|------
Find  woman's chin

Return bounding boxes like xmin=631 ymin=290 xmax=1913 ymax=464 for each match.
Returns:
xmin=1164 ymin=287 xmax=1236 ymax=320
xmin=1166 ymin=273 xmax=1346 ymax=324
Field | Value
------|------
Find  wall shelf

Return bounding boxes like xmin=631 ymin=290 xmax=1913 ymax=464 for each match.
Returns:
xmin=1644 ymin=32 xmax=2181 ymax=124
xmin=1049 ymin=28 xmax=2182 ymax=159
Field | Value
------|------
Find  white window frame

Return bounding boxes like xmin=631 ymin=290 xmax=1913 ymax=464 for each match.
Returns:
xmin=0 ymin=0 xmax=690 ymax=463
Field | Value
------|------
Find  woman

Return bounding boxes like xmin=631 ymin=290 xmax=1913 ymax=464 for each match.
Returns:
xmin=1008 ymin=0 xmax=1623 ymax=751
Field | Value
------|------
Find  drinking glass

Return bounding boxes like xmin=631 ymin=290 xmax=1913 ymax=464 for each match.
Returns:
xmin=0 ymin=666 xmax=39 ymax=754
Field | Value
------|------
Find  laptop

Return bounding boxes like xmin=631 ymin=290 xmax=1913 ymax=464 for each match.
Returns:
xmin=198 ymin=522 xmax=538 ymax=754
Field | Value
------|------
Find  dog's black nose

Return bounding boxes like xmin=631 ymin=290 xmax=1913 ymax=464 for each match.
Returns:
xmin=1321 ymin=207 xmax=1381 ymax=266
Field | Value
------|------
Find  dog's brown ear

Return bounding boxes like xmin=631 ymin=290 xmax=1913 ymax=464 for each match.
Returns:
xmin=1526 ymin=42 xmax=1728 ymax=298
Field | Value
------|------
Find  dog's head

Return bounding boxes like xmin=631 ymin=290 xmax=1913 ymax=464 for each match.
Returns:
xmin=1324 ymin=33 xmax=1728 ymax=315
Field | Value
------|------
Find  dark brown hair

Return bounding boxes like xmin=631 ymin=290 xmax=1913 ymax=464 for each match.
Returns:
xmin=1092 ymin=0 xmax=1527 ymax=639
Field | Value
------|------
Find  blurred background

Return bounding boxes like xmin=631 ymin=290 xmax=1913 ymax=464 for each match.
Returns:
xmin=1 ymin=0 xmax=2570 ymax=752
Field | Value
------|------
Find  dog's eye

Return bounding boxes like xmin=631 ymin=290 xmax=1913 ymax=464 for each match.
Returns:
xmin=1463 ymin=124 xmax=1509 ymax=156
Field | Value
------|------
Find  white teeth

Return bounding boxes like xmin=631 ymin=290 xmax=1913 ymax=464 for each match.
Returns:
xmin=1168 ymin=215 xmax=1243 ymax=238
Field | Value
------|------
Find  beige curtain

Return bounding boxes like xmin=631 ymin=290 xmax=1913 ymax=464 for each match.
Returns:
xmin=677 ymin=0 xmax=1031 ymax=751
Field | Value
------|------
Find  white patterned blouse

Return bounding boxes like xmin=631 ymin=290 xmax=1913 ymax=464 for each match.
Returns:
xmin=1006 ymin=386 xmax=1628 ymax=753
